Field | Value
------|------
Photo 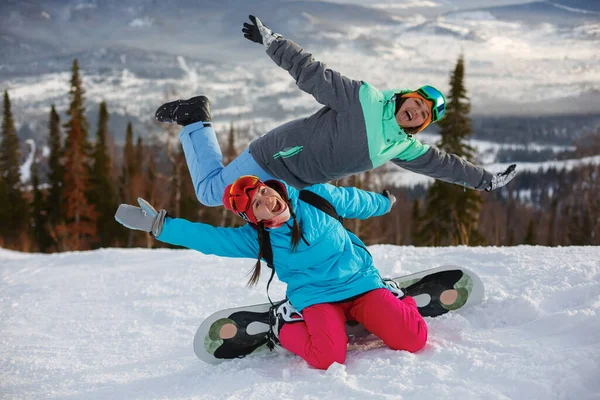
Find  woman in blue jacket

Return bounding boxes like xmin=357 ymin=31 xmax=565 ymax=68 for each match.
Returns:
xmin=115 ymin=176 xmax=428 ymax=370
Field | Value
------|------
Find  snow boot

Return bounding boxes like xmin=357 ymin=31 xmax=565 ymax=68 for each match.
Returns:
xmin=155 ymin=95 xmax=211 ymax=126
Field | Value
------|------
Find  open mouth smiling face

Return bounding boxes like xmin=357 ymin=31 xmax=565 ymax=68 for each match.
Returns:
xmin=252 ymin=185 xmax=286 ymax=222
xmin=396 ymin=97 xmax=430 ymax=129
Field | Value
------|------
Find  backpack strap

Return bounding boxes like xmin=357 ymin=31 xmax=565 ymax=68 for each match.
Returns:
xmin=260 ymin=190 xmax=343 ymax=305
xmin=299 ymin=190 xmax=343 ymax=224
xmin=259 ymin=229 xmax=277 ymax=306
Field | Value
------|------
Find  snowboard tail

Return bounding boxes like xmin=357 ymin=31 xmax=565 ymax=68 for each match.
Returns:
xmin=205 ymin=309 xmax=272 ymax=359
xmin=405 ymin=269 xmax=472 ymax=316
xmin=195 ymin=265 xmax=484 ymax=364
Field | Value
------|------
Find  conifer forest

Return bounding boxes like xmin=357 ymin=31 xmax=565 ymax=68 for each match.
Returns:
xmin=1 ymin=57 xmax=599 ymax=253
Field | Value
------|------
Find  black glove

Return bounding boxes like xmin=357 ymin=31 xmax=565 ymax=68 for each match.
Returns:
xmin=486 ymin=164 xmax=517 ymax=191
xmin=242 ymin=15 xmax=282 ymax=48
xmin=382 ymin=189 xmax=397 ymax=212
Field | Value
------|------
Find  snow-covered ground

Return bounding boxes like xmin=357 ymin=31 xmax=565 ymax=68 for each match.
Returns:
xmin=1 ymin=245 xmax=599 ymax=399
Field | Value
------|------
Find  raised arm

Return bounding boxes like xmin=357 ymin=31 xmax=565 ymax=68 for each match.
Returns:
xmin=306 ymin=183 xmax=392 ymax=220
xmin=157 ymin=218 xmax=259 ymax=258
xmin=243 ymin=15 xmax=362 ymax=111
xmin=115 ymin=198 xmax=259 ymax=259
xmin=392 ymin=146 xmax=516 ymax=191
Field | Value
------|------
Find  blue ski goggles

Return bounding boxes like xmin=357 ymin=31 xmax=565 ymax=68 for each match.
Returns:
xmin=416 ymin=85 xmax=446 ymax=122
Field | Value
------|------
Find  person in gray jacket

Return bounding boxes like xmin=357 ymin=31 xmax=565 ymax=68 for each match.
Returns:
xmin=155 ymin=15 xmax=517 ymax=207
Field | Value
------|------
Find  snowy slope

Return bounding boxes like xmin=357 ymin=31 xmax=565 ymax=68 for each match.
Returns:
xmin=1 ymin=246 xmax=599 ymax=400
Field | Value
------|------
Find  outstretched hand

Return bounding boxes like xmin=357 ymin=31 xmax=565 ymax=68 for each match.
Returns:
xmin=382 ymin=189 xmax=397 ymax=212
xmin=114 ymin=198 xmax=169 ymax=237
xmin=242 ymin=15 xmax=282 ymax=48
xmin=486 ymin=164 xmax=517 ymax=191
xmin=242 ymin=15 xmax=263 ymax=45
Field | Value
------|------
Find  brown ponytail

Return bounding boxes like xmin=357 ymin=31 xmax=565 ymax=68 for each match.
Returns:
xmin=247 ymin=223 xmax=265 ymax=286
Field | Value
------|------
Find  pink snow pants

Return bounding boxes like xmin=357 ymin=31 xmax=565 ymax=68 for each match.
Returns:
xmin=279 ymin=288 xmax=428 ymax=370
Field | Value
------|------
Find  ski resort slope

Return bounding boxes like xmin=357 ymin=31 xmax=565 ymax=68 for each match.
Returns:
xmin=1 ymin=245 xmax=599 ymax=400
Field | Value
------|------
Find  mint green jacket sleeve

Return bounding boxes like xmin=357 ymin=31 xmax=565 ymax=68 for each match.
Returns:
xmin=266 ymin=39 xmax=363 ymax=111
xmin=306 ymin=184 xmax=390 ymax=220
xmin=156 ymin=218 xmax=259 ymax=259
xmin=392 ymin=146 xmax=494 ymax=190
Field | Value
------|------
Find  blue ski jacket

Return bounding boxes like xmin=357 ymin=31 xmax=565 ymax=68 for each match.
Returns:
xmin=156 ymin=182 xmax=391 ymax=311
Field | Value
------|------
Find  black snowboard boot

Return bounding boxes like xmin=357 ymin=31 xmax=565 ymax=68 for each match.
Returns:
xmin=155 ymin=95 xmax=211 ymax=126
xmin=267 ymin=300 xmax=304 ymax=349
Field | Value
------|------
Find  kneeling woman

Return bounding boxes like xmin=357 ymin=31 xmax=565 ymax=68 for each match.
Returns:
xmin=115 ymin=176 xmax=427 ymax=369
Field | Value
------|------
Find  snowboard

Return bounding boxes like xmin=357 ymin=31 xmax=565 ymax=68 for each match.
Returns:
xmin=193 ymin=265 xmax=484 ymax=364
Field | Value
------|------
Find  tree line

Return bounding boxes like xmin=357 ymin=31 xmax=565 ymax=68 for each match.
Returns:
xmin=1 ymin=57 xmax=599 ymax=253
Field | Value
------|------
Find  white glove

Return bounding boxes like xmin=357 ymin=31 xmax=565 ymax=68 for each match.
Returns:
xmin=114 ymin=198 xmax=168 ymax=237
xmin=382 ymin=189 xmax=397 ymax=212
xmin=486 ymin=164 xmax=517 ymax=191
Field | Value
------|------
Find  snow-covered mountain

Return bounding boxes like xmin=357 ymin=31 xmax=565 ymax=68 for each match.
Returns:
xmin=1 ymin=0 xmax=599 ymax=148
xmin=1 ymin=245 xmax=598 ymax=399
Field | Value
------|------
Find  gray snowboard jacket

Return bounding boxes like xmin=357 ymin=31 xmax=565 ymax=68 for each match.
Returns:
xmin=249 ymin=38 xmax=494 ymax=190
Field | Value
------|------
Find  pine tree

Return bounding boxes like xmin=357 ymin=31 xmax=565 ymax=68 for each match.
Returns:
xmin=135 ymin=136 xmax=144 ymax=171
xmin=46 ymin=105 xmax=64 ymax=233
xmin=58 ymin=59 xmax=97 ymax=250
xmin=566 ymin=206 xmax=594 ymax=245
xmin=89 ymin=101 xmax=118 ymax=248
xmin=31 ymin=159 xmax=52 ymax=252
xmin=0 ymin=176 xmax=7 ymax=248
xmin=122 ymin=122 xmax=136 ymax=181
xmin=224 ymin=121 xmax=237 ymax=165
xmin=524 ymin=219 xmax=537 ymax=245
xmin=0 ymin=91 xmax=28 ymax=248
xmin=410 ymin=199 xmax=422 ymax=246
xmin=146 ymin=150 xmax=157 ymax=205
xmin=63 ymin=59 xmax=91 ymax=154
xmin=417 ymin=55 xmax=484 ymax=246
xmin=507 ymin=229 xmax=515 ymax=246
xmin=119 ymin=122 xmax=139 ymax=247
xmin=132 ymin=135 xmax=149 ymax=246
xmin=174 ymin=143 xmax=198 ymax=222
xmin=546 ymin=199 xmax=558 ymax=246
xmin=144 ymin=150 xmax=158 ymax=248
xmin=564 ymin=164 xmax=599 ymax=245
xmin=118 ymin=123 xmax=135 ymax=208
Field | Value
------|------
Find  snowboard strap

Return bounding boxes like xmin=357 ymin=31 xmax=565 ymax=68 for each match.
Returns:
xmin=261 ymin=228 xmax=277 ymax=306
xmin=261 ymin=190 xmax=343 ymax=305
